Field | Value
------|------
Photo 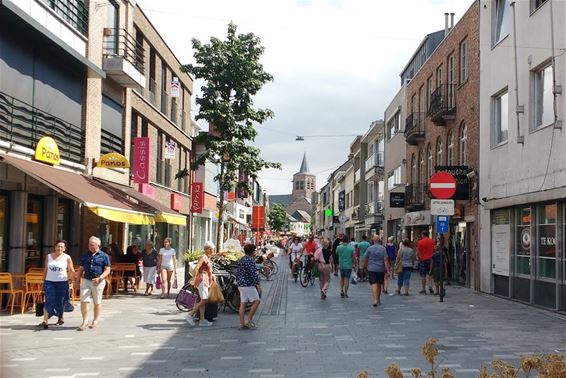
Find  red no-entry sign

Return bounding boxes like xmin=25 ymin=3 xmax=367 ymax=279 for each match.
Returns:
xmin=430 ymin=172 xmax=457 ymax=199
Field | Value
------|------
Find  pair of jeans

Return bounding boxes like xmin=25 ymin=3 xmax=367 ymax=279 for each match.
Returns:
xmin=397 ymin=267 xmax=412 ymax=288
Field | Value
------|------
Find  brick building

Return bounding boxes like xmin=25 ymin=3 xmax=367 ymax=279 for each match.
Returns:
xmin=404 ymin=1 xmax=480 ymax=289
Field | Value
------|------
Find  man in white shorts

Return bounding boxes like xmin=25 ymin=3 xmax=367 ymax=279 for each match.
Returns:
xmin=75 ymin=236 xmax=111 ymax=331
xmin=236 ymin=244 xmax=261 ymax=329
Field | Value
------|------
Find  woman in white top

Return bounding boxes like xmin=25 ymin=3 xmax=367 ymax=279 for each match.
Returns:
xmin=288 ymin=237 xmax=303 ymax=277
xmin=157 ymin=237 xmax=177 ymax=298
xmin=40 ymin=240 xmax=75 ymax=329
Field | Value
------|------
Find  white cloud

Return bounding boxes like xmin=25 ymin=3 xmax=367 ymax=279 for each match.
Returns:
xmin=137 ymin=0 xmax=474 ymax=194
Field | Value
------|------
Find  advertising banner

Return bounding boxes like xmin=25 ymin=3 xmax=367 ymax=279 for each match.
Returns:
xmin=191 ymin=182 xmax=204 ymax=214
xmin=133 ymin=137 xmax=150 ymax=183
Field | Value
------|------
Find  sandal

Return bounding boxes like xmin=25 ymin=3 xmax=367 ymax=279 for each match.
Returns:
xmin=89 ymin=321 xmax=98 ymax=329
xmin=77 ymin=324 xmax=88 ymax=331
xmin=245 ymin=321 xmax=256 ymax=329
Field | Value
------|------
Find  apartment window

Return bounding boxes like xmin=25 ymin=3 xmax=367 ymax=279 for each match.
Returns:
xmin=387 ymin=111 xmax=400 ymax=140
xmin=387 ymin=166 xmax=402 ymax=190
xmin=427 ymin=77 xmax=433 ymax=112
xmin=101 ymin=94 xmax=124 ymax=155
xmin=494 ymin=0 xmax=510 ymax=45
xmin=156 ymin=130 xmax=163 ymax=184
xmin=411 ymin=154 xmax=416 ymax=184
xmin=493 ymin=90 xmax=509 ymax=145
xmin=447 ymin=131 xmax=455 ymax=166
xmin=533 ymin=64 xmax=554 ymax=129
xmin=411 ymin=94 xmax=416 ymax=114
xmin=531 ymin=0 xmax=548 ymax=12
xmin=460 ymin=39 xmax=468 ymax=83
xmin=448 ymin=54 xmax=455 ymax=85
xmin=367 ymin=181 xmax=374 ymax=203
xmin=459 ymin=123 xmax=468 ymax=165
xmin=436 ymin=65 xmax=443 ymax=88
xmin=426 ymin=143 xmax=432 ymax=181
xmin=436 ymin=137 xmax=443 ymax=166
xmin=418 ymin=150 xmax=424 ymax=185
xmin=161 ymin=65 xmax=168 ymax=114
xmin=418 ymin=86 xmax=425 ymax=113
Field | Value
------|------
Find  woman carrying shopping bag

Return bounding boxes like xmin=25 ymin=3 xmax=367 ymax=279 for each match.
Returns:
xmin=185 ymin=242 xmax=215 ymax=327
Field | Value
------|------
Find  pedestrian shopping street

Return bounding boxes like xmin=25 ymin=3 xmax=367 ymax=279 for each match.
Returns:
xmin=1 ymin=257 xmax=565 ymax=378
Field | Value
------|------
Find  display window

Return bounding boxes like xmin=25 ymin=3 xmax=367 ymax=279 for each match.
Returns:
xmin=515 ymin=207 xmax=531 ymax=276
xmin=537 ymin=204 xmax=556 ymax=279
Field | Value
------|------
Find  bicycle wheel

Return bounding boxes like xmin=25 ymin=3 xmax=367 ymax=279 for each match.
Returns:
xmin=300 ymin=267 xmax=310 ymax=287
xmin=267 ymin=260 xmax=278 ymax=275
xmin=309 ymin=272 xmax=315 ymax=286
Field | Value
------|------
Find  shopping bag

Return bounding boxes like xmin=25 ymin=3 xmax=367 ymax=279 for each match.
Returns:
xmin=35 ymin=302 xmax=44 ymax=317
xmin=172 ymin=276 xmax=178 ymax=289
xmin=176 ymin=289 xmax=198 ymax=310
xmin=395 ymin=262 xmax=403 ymax=274
xmin=312 ymin=264 xmax=320 ymax=278
xmin=156 ymin=275 xmax=162 ymax=290
xmin=350 ymin=270 xmax=358 ymax=285
xmin=208 ymin=281 xmax=224 ymax=304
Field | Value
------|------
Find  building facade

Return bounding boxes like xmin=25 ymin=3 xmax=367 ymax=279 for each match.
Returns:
xmin=361 ymin=121 xmax=385 ymax=238
xmin=478 ymin=0 xmax=566 ymax=312
xmin=404 ymin=1 xmax=480 ymax=288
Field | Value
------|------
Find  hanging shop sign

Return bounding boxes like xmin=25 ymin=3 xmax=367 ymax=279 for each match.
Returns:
xmin=338 ymin=190 xmax=346 ymax=212
xmin=191 ymin=182 xmax=204 ymax=214
xmin=133 ymin=137 xmax=150 ymax=183
xmin=389 ymin=192 xmax=405 ymax=208
xmin=170 ymin=77 xmax=180 ymax=98
xmin=403 ymin=210 xmax=431 ymax=227
xmin=163 ymin=140 xmax=176 ymax=159
xmin=252 ymin=205 xmax=266 ymax=229
xmin=34 ymin=136 xmax=60 ymax=166
xmin=97 ymin=152 xmax=130 ymax=168
xmin=434 ymin=166 xmax=471 ymax=200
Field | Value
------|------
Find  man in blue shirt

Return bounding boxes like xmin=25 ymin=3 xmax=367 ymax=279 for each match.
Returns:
xmin=236 ymin=243 xmax=261 ymax=329
xmin=357 ymin=235 xmax=371 ymax=282
xmin=75 ymin=236 xmax=111 ymax=331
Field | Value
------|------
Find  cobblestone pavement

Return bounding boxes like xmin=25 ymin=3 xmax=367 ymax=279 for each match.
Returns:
xmin=1 ymin=257 xmax=565 ymax=378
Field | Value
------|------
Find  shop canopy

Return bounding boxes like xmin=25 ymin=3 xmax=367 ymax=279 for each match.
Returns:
xmin=96 ymin=178 xmax=187 ymax=226
xmin=0 ymin=154 xmax=155 ymax=225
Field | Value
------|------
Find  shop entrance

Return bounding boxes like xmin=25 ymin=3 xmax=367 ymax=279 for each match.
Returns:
xmin=449 ymin=222 xmax=468 ymax=286
xmin=25 ymin=197 xmax=43 ymax=272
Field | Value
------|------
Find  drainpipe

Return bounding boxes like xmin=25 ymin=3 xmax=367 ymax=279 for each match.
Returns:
xmin=510 ymin=2 xmax=524 ymax=144
xmin=444 ymin=12 xmax=449 ymax=37
xmin=550 ymin=0 xmax=562 ymax=129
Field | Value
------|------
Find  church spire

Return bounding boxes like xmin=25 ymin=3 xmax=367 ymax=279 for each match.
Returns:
xmin=299 ymin=153 xmax=310 ymax=173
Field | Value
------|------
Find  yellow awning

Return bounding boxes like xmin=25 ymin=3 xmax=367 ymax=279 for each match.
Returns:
xmin=88 ymin=205 xmax=155 ymax=225
xmin=155 ymin=212 xmax=187 ymax=225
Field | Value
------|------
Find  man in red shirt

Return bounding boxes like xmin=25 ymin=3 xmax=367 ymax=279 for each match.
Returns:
xmin=416 ymin=230 xmax=435 ymax=294
xmin=303 ymin=235 xmax=317 ymax=256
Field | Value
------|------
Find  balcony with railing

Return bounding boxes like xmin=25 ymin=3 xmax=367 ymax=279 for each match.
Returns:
xmin=404 ymin=112 xmax=425 ymax=145
xmin=405 ymin=183 xmax=426 ymax=211
xmin=0 ymin=91 xmax=85 ymax=164
xmin=365 ymin=151 xmax=384 ymax=177
xmin=428 ymin=84 xmax=456 ymax=126
xmin=40 ymin=0 xmax=88 ymax=36
xmin=365 ymin=200 xmax=384 ymax=216
xmin=102 ymin=28 xmax=145 ymax=88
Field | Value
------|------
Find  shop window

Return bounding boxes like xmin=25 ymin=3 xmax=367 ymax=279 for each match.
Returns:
xmin=26 ymin=197 xmax=43 ymax=271
xmin=515 ymin=207 xmax=531 ymax=275
xmin=537 ymin=203 xmax=556 ymax=279
xmin=56 ymin=201 xmax=70 ymax=243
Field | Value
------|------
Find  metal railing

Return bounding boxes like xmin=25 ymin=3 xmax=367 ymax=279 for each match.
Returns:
xmin=103 ymin=28 xmax=145 ymax=72
xmin=40 ymin=0 xmax=88 ymax=36
xmin=404 ymin=112 xmax=425 ymax=145
xmin=100 ymin=128 xmax=123 ymax=156
xmin=405 ymin=183 xmax=426 ymax=209
xmin=365 ymin=200 xmax=384 ymax=215
xmin=428 ymin=84 xmax=456 ymax=122
xmin=170 ymin=99 xmax=178 ymax=124
xmin=364 ymin=151 xmax=384 ymax=172
xmin=0 ymin=91 xmax=85 ymax=164
xmin=148 ymin=78 xmax=157 ymax=107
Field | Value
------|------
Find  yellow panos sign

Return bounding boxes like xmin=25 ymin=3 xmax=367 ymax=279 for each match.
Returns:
xmin=34 ymin=136 xmax=60 ymax=165
xmin=97 ymin=152 xmax=130 ymax=168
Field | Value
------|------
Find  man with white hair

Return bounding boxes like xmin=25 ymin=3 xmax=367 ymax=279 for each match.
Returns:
xmin=75 ymin=236 xmax=111 ymax=331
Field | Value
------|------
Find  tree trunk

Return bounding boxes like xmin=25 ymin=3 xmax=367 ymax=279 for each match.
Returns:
xmin=216 ymin=162 xmax=225 ymax=252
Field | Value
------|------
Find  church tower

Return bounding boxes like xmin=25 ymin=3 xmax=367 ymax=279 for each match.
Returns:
xmin=292 ymin=153 xmax=316 ymax=201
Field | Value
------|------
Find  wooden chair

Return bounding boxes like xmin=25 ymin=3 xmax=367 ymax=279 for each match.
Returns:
xmin=28 ymin=267 xmax=44 ymax=273
xmin=0 ymin=273 xmax=25 ymax=315
xmin=69 ymin=278 xmax=81 ymax=304
xmin=109 ymin=263 xmax=125 ymax=296
xmin=22 ymin=273 xmax=44 ymax=312
xmin=122 ymin=263 xmax=139 ymax=293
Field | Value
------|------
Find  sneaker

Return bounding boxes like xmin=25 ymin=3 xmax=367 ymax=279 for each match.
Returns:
xmin=199 ymin=319 xmax=213 ymax=327
xmin=419 ymin=290 xmax=426 ymax=294
xmin=185 ymin=315 xmax=195 ymax=326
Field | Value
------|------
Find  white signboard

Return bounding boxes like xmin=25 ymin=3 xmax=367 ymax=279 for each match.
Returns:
xmin=430 ymin=199 xmax=455 ymax=215
xmin=491 ymin=224 xmax=510 ymax=276
xmin=170 ymin=77 xmax=180 ymax=98
xmin=163 ymin=140 xmax=177 ymax=159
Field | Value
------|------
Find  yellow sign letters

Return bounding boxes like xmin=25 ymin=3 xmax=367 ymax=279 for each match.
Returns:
xmin=34 ymin=137 xmax=60 ymax=165
xmin=97 ymin=152 xmax=130 ymax=168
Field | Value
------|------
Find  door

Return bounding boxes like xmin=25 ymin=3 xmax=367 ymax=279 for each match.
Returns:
xmin=25 ymin=197 xmax=43 ymax=271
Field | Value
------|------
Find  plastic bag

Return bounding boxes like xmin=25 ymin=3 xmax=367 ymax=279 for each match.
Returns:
xmin=208 ymin=281 xmax=224 ymax=304
xmin=312 ymin=264 xmax=320 ymax=278
xmin=156 ymin=275 xmax=162 ymax=289
xmin=172 ymin=275 xmax=178 ymax=289
xmin=350 ymin=270 xmax=358 ymax=285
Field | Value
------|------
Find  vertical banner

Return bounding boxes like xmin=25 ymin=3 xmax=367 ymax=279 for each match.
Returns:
xmin=133 ymin=137 xmax=150 ymax=183
xmin=191 ymin=182 xmax=204 ymax=214
xmin=237 ymin=171 xmax=249 ymax=199
xmin=252 ymin=205 xmax=266 ymax=229
xmin=170 ymin=77 xmax=180 ymax=98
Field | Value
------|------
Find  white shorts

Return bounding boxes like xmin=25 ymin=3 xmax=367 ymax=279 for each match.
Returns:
xmin=80 ymin=279 xmax=106 ymax=304
xmin=161 ymin=265 xmax=174 ymax=272
xmin=238 ymin=286 xmax=260 ymax=303
xmin=198 ymin=282 xmax=209 ymax=300
xmin=143 ymin=266 xmax=157 ymax=284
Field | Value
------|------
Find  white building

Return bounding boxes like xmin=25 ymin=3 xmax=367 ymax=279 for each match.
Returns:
xmin=479 ymin=0 xmax=566 ymax=312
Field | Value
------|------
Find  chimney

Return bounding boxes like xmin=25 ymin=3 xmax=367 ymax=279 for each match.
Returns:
xmin=444 ymin=12 xmax=449 ymax=37
xmin=450 ymin=13 xmax=455 ymax=30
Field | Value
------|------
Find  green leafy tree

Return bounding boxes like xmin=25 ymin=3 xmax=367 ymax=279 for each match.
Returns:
xmin=179 ymin=23 xmax=280 ymax=250
xmin=267 ymin=203 xmax=287 ymax=233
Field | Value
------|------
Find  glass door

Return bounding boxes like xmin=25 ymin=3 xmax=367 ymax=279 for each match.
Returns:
xmin=513 ymin=207 xmax=531 ymax=302
xmin=535 ymin=203 xmax=557 ymax=308
xmin=25 ymin=197 xmax=43 ymax=271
